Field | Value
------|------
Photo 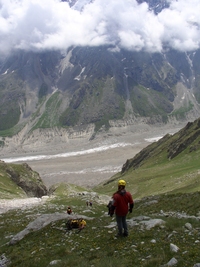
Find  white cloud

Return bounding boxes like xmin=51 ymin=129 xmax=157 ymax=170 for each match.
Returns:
xmin=0 ymin=0 xmax=199 ymax=55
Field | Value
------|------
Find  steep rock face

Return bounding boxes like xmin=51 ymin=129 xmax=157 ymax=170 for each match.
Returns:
xmin=67 ymin=0 xmax=170 ymax=14
xmin=1 ymin=161 xmax=48 ymax=197
xmin=0 ymin=0 xmax=200 ymax=141
xmin=1 ymin=45 xmax=200 ymax=153
xmin=167 ymin=120 xmax=200 ymax=159
xmin=1 ymin=47 xmax=199 ymax=133
xmin=137 ymin=0 xmax=169 ymax=14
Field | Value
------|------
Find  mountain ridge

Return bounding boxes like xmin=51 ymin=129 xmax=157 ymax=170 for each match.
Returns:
xmin=95 ymin=117 xmax=200 ymax=199
xmin=0 ymin=1 xmax=200 ymax=152
xmin=121 ymin=117 xmax=200 ymax=173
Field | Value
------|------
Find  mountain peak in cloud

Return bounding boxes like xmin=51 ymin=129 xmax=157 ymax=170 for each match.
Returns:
xmin=0 ymin=0 xmax=199 ymax=56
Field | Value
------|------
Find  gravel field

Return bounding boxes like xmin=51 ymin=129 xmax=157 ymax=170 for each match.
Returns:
xmin=2 ymin=125 xmax=184 ymax=189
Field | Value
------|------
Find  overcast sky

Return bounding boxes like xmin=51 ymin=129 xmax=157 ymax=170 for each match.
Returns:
xmin=0 ymin=0 xmax=200 ymax=56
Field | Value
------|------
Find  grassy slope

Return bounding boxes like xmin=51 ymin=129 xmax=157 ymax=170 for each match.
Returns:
xmin=94 ymin=118 xmax=200 ymax=199
xmin=0 ymin=191 xmax=200 ymax=267
xmin=95 ymin=147 xmax=200 ymax=199
xmin=0 ymin=162 xmax=47 ymax=199
xmin=0 ymin=163 xmax=27 ymax=199
xmin=0 ymin=174 xmax=26 ymax=199
xmin=1 ymin=118 xmax=200 ymax=266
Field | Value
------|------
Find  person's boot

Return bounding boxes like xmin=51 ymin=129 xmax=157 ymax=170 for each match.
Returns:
xmin=115 ymin=232 xmax=123 ymax=237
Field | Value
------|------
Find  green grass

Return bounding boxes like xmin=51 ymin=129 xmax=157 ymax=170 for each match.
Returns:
xmin=32 ymin=92 xmax=62 ymax=130
xmin=130 ymin=85 xmax=172 ymax=119
xmin=0 ymin=161 xmax=47 ymax=199
xmin=170 ymin=101 xmax=194 ymax=119
xmin=95 ymin=149 xmax=200 ymax=199
xmin=0 ymin=192 xmax=200 ymax=267
xmin=0 ymin=120 xmax=27 ymax=137
xmin=0 ymin=177 xmax=26 ymax=199
xmin=0 ymin=168 xmax=27 ymax=199
xmin=59 ymin=78 xmax=125 ymax=131
xmin=1 ymin=117 xmax=200 ymax=266
xmin=94 ymin=119 xmax=200 ymax=199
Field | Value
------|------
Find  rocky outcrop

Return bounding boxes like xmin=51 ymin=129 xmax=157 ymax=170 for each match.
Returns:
xmin=1 ymin=161 xmax=48 ymax=198
xmin=9 ymin=213 xmax=94 ymax=245
xmin=9 ymin=163 xmax=48 ymax=197
xmin=167 ymin=120 xmax=200 ymax=159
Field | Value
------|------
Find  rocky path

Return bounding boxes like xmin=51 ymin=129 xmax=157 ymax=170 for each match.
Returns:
xmin=0 ymin=197 xmax=49 ymax=214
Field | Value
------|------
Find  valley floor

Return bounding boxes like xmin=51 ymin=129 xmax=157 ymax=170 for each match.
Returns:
xmin=1 ymin=123 xmax=185 ymax=190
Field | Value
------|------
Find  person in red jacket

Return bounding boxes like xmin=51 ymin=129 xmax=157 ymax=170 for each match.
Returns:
xmin=110 ymin=179 xmax=134 ymax=237
xmin=67 ymin=206 xmax=72 ymax=215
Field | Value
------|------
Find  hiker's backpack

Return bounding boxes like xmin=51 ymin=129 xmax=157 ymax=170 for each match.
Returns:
xmin=107 ymin=200 xmax=113 ymax=215
xmin=66 ymin=218 xmax=86 ymax=230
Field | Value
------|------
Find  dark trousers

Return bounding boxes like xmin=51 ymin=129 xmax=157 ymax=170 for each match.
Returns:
xmin=115 ymin=214 xmax=128 ymax=235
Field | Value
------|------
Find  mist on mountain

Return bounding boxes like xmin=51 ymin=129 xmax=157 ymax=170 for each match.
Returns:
xmin=0 ymin=0 xmax=199 ymax=56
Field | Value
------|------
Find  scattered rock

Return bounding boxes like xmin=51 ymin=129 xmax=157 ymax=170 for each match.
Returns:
xmin=9 ymin=213 xmax=93 ymax=245
xmin=48 ymin=260 xmax=62 ymax=266
xmin=170 ymin=243 xmax=179 ymax=253
xmin=167 ymin=257 xmax=178 ymax=266
xmin=185 ymin=222 xmax=193 ymax=231
xmin=139 ymin=218 xmax=165 ymax=230
xmin=0 ymin=254 xmax=10 ymax=267
xmin=0 ymin=197 xmax=50 ymax=214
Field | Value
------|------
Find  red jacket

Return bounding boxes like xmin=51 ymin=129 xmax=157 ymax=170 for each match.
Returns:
xmin=112 ymin=190 xmax=134 ymax=216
